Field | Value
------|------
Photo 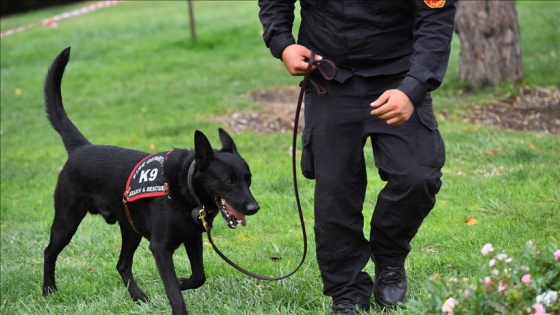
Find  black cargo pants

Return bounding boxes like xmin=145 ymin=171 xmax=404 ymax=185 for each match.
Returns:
xmin=301 ymin=74 xmax=445 ymax=304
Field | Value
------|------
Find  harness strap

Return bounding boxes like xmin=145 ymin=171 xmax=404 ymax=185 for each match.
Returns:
xmin=122 ymin=184 xmax=170 ymax=235
xmin=123 ymin=199 xmax=139 ymax=234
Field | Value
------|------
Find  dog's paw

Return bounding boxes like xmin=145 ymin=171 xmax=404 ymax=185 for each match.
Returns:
xmin=42 ymin=284 xmax=58 ymax=296
xmin=131 ymin=291 xmax=149 ymax=303
xmin=178 ymin=277 xmax=206 ymax=291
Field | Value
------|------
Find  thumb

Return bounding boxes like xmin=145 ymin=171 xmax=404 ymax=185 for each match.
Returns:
xmin=302 ymin=47 xmax=322 ymax=62
xmin=313 ymin=53 xmax=323 ymax=62
xmin=371 ymin=91 xmax=390 ymax=109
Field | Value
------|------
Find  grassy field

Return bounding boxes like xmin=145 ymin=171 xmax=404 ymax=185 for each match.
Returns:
xmin=1 ymin=1 xmax=558 ymax=314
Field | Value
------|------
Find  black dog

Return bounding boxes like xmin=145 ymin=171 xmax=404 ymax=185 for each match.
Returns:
xmin=42 ymin=47 xmax=260 ymax=315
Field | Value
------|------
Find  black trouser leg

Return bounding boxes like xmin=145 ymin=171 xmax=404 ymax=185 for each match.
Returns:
xmin=311 ymin=128 xmax=373 ymax=303
xmin=367 ymin=94 xmax=446 ymax=266
xmin=303 ymin=76 xmax=375 ymax=303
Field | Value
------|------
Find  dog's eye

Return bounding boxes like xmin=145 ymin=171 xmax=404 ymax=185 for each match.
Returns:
xmin=225 ymin=175 xmax=236 ymax=185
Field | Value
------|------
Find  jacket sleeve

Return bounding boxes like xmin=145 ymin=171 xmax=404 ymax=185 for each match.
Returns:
xmin=398 ymin=0 xmax=457 ymax=107
xmin=258 ymin=0 xmax=297 ymax=59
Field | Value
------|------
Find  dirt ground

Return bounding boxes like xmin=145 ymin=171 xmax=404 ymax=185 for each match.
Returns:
xmin=209 ymin=85 xmax=559 ymax=135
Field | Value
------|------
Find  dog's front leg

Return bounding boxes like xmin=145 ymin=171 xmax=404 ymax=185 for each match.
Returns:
xmin=179 ymin=233 xmax=206 ymax=291
xmin=149 ymin=243 xmax=188 ymax=315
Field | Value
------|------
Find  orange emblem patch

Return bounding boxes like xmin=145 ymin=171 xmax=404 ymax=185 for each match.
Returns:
xmin=424 ymin=0 xmax=446 ymax=9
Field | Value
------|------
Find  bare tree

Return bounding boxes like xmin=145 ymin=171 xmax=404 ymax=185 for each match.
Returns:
xmin=454 ymin=0 xmax=523 ymax=88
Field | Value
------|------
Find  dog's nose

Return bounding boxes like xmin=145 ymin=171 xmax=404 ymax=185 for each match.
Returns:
xmin=245 ymin=201 xmax=259 ymax=215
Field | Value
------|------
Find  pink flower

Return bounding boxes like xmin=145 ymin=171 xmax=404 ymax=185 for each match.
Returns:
xmin=481 ymin=243 xmax=494 ymax=255
xmin=533 ymin=303 xmax=546 ymax=315
xmin=484 ymin=277 xmax=492 ymax=286
xmin=554 ymin=249 xmax=560 ymax=261
xmin=463 ymin=289 xmax=470 ymax=297
xmin=496 ymin=253 xmax=508 ymax=261
xmin=489 ymin=259 xmax=496 ymax=267
xmin=521 ymin=273 xmax=532 ymax=285
xmin=498 ymin=280 xmax=508 ymax=292
xmin=441 ymin=298 xmax=458 ymax=314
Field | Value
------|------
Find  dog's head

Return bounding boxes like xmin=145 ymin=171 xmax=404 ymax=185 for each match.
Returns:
xmin=191 ymin=128 xmax=259 ymax=229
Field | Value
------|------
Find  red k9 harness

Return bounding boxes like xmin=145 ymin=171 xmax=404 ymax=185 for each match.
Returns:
xmin=122 ymin=151 xmax=172 ymax=233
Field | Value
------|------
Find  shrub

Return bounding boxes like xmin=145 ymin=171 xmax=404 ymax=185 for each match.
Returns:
xmin=408 ymin=242 xmax=560 ymax=314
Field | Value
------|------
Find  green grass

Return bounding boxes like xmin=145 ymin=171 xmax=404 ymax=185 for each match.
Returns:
xmin=1 ymin=1 xmax=559 ymax=314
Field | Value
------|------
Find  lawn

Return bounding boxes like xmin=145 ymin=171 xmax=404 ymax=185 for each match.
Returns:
xmin=1 ymin=1 xmax=558 ymax=314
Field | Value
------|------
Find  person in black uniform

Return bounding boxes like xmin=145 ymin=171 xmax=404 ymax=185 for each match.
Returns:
xmin=258 ymin=1 xmax=457 ymax=314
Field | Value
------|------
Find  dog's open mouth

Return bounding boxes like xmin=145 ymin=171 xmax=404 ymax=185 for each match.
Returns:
xmin=215 ymin=198 xmax=246 ymax=229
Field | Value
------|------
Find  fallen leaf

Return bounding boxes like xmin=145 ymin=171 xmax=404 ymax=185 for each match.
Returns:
xmin=465 ymin=218 xmax=478 ymax=225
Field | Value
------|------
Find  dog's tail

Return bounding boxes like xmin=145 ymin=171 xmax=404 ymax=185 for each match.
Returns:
xmin=44 ymin=47 xmax=91 ymax=154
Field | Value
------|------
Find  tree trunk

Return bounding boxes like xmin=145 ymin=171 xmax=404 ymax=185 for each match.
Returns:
xmin=187 ymin=0 xmax=196 ymax=41
xmin=454 ymin=0 xmax=523 ymax=89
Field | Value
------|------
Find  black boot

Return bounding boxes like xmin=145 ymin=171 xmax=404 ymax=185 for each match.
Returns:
xmin=330 ymin=301 xmax=370 ymax=315
xmin=373 ymin=265 xmax=407 ymax=308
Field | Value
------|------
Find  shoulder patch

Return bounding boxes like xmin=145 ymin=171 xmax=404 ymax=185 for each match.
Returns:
xmin=424 ymin=0 xmax=446 ymax=9
xmin=124 ymin=151 xmax=171 ymax=202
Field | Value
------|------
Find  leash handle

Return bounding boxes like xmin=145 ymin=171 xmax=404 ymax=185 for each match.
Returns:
xmin=202 ymin=54 xmax=319 ymax=281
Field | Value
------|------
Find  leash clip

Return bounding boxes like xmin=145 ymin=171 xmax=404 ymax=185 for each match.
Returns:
xmin=198 ymin=207 xmax=210 ymax=232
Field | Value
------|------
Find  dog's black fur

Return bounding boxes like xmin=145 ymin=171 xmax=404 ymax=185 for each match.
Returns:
xmin=42 ymin=47 xmax=259 ymax=315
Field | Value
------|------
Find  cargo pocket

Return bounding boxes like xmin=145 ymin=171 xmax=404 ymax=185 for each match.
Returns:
xmin=417 ymin=106 xmax=446 ymax=168
xmin=300 ymin=128 xmax=316 ymax=180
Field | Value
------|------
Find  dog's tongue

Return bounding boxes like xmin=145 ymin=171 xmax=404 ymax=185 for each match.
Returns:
xmin=225 ymin=201 xmax=246 ymax=227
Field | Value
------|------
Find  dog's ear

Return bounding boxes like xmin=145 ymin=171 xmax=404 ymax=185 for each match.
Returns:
xmin=194 ymin=130 xmax=214 ymax=171
xmin=218 ymin=128 xmax=237 ymax=153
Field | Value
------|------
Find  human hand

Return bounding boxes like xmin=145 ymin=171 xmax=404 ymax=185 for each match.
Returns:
xmin=281 ymin=44 xmax=322 ymax=76
xmin=370 ymin=89 xmax=414 ymax=125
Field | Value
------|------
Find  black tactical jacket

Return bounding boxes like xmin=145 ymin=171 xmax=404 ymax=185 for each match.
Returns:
xmin=258 ymin=0 xmax=457 ymax=106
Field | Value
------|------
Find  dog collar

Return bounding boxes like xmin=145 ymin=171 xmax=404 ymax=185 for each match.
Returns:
xmin=187 ymin=160 xmax=209 ymax=229
xmin=187 ymin=160 xmax=204 ymax=208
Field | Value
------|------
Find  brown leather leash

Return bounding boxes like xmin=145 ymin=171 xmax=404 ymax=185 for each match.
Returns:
xmin=198 ymin=52 xmax=336 ymax=280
